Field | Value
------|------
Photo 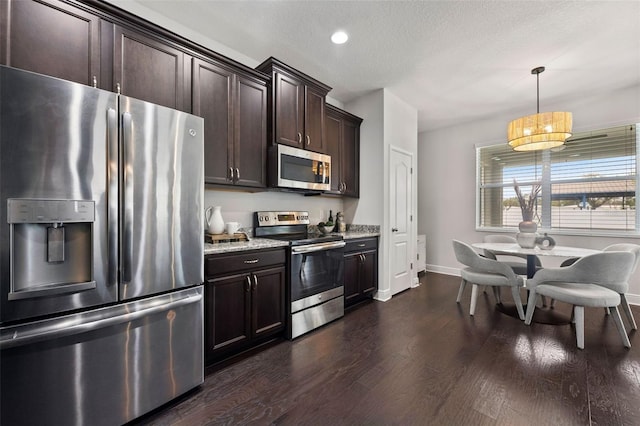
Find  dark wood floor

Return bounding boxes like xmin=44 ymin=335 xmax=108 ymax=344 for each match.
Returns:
xmin=134 ymin=272 xmax=640 ymax=425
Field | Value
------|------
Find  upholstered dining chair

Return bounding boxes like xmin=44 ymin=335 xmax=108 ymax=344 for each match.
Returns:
xmin=452 ymin=240 xmax=525 ymax=320
xmin=524 ymin=251 xmax=635 ymax=349
xmin=481 ymin=234 xmax=546 ymax=305
xmin=557 ymin=243 xmax=639 ymax=330
xmin=482 ymin=234 xmax=543 ymax=276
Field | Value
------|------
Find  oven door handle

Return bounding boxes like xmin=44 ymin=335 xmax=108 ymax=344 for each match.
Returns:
xmin=291 ymin=240 xmax=346 ymax=254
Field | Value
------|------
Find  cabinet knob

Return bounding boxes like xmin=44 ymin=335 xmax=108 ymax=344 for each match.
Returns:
xmin=245 ymin=276 xmax=251 ymax=292
xmin=306 ymin=135 xmax=310 ymax=146
xmin=116 ymin=83 xmax=121 ymax=94
xmin=92 ymin=76 xmax=97 ymax=88
xmin=297 ymin=133 xmax=302 ymax=145
xmin=391 ymin=228 xmax=398 ymax=232
xmin=228 ymin=167 xmax=234 ymax=181
xmin=243 ymin=259 xmax=259 ymax=264
xmin=235 ymin=168 xmax=240 ymax=181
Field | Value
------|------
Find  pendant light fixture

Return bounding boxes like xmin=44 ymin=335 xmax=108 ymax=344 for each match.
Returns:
xmin=507 ymin=66 xmax=572 ymax=151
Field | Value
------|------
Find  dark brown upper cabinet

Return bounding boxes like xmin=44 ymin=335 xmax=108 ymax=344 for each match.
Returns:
xmin=112 ymin=25 xmax=189 ymax=112
xmin=0 ymin=0 xmax=101 ymax=87
xmin=192 ymin=57 xmax=267 ymax=188
xmin=325 ymin=104 xmax=362 ymax=197
xmin=256 ymin=57 xmax=331 ymax=154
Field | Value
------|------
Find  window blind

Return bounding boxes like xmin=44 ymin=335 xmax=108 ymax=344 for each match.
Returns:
xmin=477 ymin=124 xmax=637 ymax=233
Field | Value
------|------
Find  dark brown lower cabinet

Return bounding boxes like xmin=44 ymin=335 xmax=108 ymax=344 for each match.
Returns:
xmin=205 ymin=248 xmax=285 ymax=364
xmin=344 ymin=237 xmax=378 ymax=308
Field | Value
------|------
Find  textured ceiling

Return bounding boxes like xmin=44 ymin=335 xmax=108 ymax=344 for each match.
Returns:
xmin=123 ymin=0 xmax=640 ymax=133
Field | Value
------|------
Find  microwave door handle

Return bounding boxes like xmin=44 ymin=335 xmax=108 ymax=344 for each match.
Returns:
xmin=122 ymin=112 xmax=133 ymax=284
xmin=322 ymin=161 xmax=328 ymax=185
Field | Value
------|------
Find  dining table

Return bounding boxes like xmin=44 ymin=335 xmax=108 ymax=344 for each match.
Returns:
xmin=471 ymin=242 xmax=602 ymax=324
xmin=472 ymin=242 xmax=601 ymax=278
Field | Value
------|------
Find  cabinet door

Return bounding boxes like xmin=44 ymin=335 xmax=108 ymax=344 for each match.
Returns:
xmin=304 ymin=85 xmax=327 ymax=153
xmin=1 ymin=0 xmax=100 ymax=86
xmin=206 ymin=273 xmax=251 ymax=355
xmin=324 ymin=109 xmax=343 ymax=194
xmin=343 ymin=252 xmax=362 ymax=305
xmin=192 ymin=58 xmax=234 ymax=185
xmin=251 ymin=266 xmax=285 ymax=339
xmin=360 ymin=250 xmax=378 ymax=295
xmin=341 ymin=117 xmax=360 ymax=197
xmin=113 ymin=25 xmax=187 ymax=111
xmin=274 ymin=72 xmax=304 ymax=147
xmin=234 ymin=75 xmax=267 ymax=188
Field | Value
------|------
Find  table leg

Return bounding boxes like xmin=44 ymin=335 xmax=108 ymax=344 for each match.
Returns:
xmin=526 ymin=254 xmax=536 ymax=278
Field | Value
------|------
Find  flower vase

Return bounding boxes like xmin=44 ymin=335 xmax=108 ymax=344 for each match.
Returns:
xmin=516 ymin=220 xmax=538 ymax=248
xmin=205 ymin=206 xmax=224 ymax=235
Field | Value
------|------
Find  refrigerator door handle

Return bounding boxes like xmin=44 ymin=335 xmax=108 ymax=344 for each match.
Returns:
xmin=122 ymin=111 xmax=133 ymax=284
xmin=107 ymin=108 xmax=119 ymax=288
xmin=0 ymin=291 xmax=203 ymax=349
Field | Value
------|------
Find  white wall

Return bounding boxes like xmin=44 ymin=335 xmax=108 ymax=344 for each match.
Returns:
xmin=344 ymin=90 xmax=384 ymax=225
xmin=346 ymin=89 xmax=418 ymax=300
xmin=418 ymin=84 xmax=640 ymax=300
xmin=383 ymin=90 xmax=419 ymax=289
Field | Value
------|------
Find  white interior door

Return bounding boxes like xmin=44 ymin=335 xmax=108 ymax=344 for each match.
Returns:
xmin=389 ymin=146 xmax=413 ymax=295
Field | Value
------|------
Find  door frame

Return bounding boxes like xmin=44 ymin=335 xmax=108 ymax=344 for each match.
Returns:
xmin=388 ymin=144 xmax=416 ymax=296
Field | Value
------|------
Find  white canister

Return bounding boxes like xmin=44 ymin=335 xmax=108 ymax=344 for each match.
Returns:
xmin=205 ymin=206 xmax=224 ymax=234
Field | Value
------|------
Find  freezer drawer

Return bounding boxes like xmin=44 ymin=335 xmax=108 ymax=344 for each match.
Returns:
xmin=0 ymin=286 xmax=204 ymax=426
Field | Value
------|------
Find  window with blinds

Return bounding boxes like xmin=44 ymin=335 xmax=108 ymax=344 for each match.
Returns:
xmin=477 ymin=124 xmax=638 ymax=234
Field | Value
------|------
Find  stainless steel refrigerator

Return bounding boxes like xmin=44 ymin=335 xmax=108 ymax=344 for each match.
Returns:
xmin=0 ymin=65 xmax=205 ymax=426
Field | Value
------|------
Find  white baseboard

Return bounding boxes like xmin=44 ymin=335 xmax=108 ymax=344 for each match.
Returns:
xmin=374 ymin=288 xmax=392 ymax=302
xmin=426 ymin=264 xmax=460 ymax=277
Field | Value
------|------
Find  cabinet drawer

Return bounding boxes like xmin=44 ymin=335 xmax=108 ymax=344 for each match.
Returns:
xmin=345 ymin=238 xmax=378 ymax=253
xmin=205 ymin=249 xmax=286 ymax=277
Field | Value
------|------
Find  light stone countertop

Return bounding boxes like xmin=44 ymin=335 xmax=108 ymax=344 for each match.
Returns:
xmin=336 ymin=231 xmax=380 ymax=240
xmin=203 ymin=231 xmax=380 ymax=256
xmin=204 ymin=238 xmax=289 ymax=255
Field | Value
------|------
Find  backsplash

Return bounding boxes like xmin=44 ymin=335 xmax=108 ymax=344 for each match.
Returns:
xmin=204 ymin=188 xmax=344 ymax=230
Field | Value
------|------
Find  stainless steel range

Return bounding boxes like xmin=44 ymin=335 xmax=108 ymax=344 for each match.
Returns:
xmin=254 ymin=211 xmax=345 ymax=339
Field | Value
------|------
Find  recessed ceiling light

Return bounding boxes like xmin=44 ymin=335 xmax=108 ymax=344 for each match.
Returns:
xmin=331 ymin=31 xmax=348 ymax=44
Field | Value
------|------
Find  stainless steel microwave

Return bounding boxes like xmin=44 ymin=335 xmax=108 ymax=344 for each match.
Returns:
xmin=271 ymin=144 xmax=331 ymax=191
